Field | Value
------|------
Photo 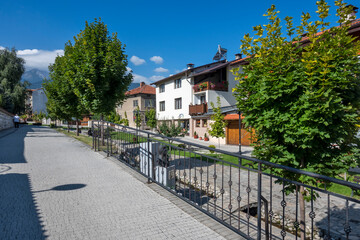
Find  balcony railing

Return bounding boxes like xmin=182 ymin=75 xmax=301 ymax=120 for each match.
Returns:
xmin=193 ymin=81 xmax=228 ymax=93
xmin=189 ymin=103 xmax=207 ymax=116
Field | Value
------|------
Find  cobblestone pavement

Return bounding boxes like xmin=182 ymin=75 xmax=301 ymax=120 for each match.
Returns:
xmin=0 ymin=126 xmax=240 ymax=240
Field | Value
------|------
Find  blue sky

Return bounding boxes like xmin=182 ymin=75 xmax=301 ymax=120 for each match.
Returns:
xmin=1 ymin=0 xmax=359 ymax=84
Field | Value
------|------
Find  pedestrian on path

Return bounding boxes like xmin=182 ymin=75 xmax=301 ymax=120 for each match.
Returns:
xmin=13 ymin=114 xmax=20 ymax=128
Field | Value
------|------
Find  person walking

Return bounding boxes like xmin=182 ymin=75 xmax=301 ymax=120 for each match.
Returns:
xmin=13 ymin=114 xmax=20 ymax=128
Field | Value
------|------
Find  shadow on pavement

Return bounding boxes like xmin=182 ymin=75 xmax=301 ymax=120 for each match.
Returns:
xmin=0 ymin=173 xmax=47 ymax=239
xmin=34 ymin=183 xmax=87 ymax=193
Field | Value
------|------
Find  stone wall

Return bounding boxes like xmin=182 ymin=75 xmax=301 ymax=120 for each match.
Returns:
xmin=0 ymin=107 xmax=14 ymax=131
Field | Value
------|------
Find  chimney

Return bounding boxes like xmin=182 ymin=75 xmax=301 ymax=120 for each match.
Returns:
xmin=140 ymin=82 xmax=145 ymax=87
xmin=344 ymin=4 xmax=358 ymax=22
xmin=187 ymin=63 xmax=194 ymax=69
xmin=235 ymin=53 xmax=242 ymax=60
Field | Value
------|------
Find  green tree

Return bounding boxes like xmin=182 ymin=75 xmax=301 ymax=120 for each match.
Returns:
xmin=0 ymin=48 xmax=27 ymax=114
xmin=158 ymin=122 xmax=184 ymax=144
xmin=208 ymin=96 xmax=227 ymax=149
xmin=134 ymin=106 xmax=142 ymax=128
xmin=121 ymin=111 xmax=129 ymax=126
xmin=232 ymin=1 xmax=360 ymax=238
xmin=44 ymin=55 xmax=85 ymax=135
xmin=65 ymin=18 xmax=132 ymax=117
xmin=145 ymin=108 xmax=157 ymax=129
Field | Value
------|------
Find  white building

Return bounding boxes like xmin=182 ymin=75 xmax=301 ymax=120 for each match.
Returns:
xmin=26 ymin=88 xmax=48 ymax=115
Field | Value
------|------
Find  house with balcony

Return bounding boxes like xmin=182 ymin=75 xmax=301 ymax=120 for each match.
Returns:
xmin=116 ymin=82 xmax=155 ymax=130
xmin=188 ymin=55 xmax=256 ymax=145
xmin=152 ymin=61 xmax=227 ymax=134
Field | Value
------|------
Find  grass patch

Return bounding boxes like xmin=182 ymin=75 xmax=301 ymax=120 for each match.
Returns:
xmin=56 ymin=128 xmax=93 ymax=147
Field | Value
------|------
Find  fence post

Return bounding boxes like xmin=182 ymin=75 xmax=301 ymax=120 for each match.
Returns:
xmin=147 ymin=133 xmax=151 ymax=183
xmin=257 ymin=163 xmax=262 ymax=240
xmin=107 ymin=122 xmax=109 ymax=157
xmin=92 ymin=120 xmax=94 ymax=150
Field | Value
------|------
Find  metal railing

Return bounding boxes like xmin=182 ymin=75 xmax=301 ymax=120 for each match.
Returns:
xmin=92 ymin=120 xmax=360 ymax=240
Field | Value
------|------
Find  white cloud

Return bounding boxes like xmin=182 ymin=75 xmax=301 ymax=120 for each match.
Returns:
xmin=0 ymin=46 xmax=4 ymax=50
xmin=132 ymin=73 xmax=151 ymax=85
xmin=154 ymin=67 xmax=168 ymax=73
xmin=149 ymin=75 xmax=164 ymax=82
xmin=126 ymin=67 xmax=132 ymax=74
xmin=150 ymin=56 xmax=163 ymax=64
xmin=17 ymin=48 xmax=64 ymax=71
xmin=130 ymin=55 xmax=146 ymax=66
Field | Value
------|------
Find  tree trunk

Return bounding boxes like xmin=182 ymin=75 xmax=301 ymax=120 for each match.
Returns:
xmin=67 ymin=123 xmax=70 ymax=133
xmin=76 ymin=119 xmax=79 ymax=136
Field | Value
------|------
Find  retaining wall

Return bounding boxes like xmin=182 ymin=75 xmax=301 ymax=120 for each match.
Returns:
xmin=0 ymin=108 xmax=14 ymax=131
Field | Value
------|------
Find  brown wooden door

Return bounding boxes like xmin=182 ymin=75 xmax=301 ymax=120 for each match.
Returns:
xmin=227 ymin=121 xmax=254 ymax=146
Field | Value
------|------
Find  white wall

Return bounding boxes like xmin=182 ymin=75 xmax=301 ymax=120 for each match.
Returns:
xmin=32 ymin=89 xmax=48 ymax=114
xmin=156 ymin=76 xmax=192 ymax=121
xmin=206 ymin=65 xmax=242 ymax=108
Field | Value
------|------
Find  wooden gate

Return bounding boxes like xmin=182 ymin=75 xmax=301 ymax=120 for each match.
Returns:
xmin=226 ymin=120 xmax=255 ymax=146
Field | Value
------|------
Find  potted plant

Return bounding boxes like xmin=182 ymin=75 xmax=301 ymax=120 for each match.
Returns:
xmin=204 ymin=133 xmax=209 ymax=141
xmin=194 ymin=131 xmax=198 ymax=139
xmin=199 ymin=136 xmax=203 ymax=140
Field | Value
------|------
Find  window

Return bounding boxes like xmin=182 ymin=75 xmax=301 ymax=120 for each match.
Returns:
xmin=175 ymin=98 xmax=182 ymax=110
xmin=160 ymin=101 xmax=165 ymax=111
xmin=200 ymin=95 xmax=206 ymax=104
xmin=202 ymin=119 xmax=207 ymax=127
xmin=196 ymin=119 xmax=200 ymax=127
xmin=133 ymin=100 xmax=138 ymax=107
xmin=159 ymin=84 xmax=165 ymax=93
xmin=145 ymin=99 xmax=153 ymax=107
xmin=174 ymin=79 xmax=181 ymax=89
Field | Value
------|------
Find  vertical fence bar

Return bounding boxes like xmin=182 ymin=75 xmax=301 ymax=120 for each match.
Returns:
xmin=92 ymin=121 xmax=94 ymax=149
xmin=147 ymin=133 xmax=151 ymax=183
xmin=106 ymin=122 xmax=109 ymax=157
xmin=257 ymin=163 xmax=262 ymax=240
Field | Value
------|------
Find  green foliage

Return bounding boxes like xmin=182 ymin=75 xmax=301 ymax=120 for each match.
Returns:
xmin=145 ymin=108 xmax=157 ymax=128
xmin=0 ymin=48 xmax=27 ymax=114
xmin=208 ymin=96 xmax=227 ymax=140
xmin=134 ymin=106 xmax=141 ymax=128
xmin=43 ymin=54 xmax=85 ymax=122
xmin=121 ymin=111 xmax=129 ymax=126
xmin=64 ymin=18 xmax=132 ymax=116
xmin=105 ymin=110 xmax=122 ymax=124
xmin=208 ymin=145 xmax=216 ymax=153
xmin=232 ymin=1 xmax=360 ymax=186
xmin=158 ymin=122 xmax=184 ymax=143
xmin=194 ymin=131 xmax=197 ymax=136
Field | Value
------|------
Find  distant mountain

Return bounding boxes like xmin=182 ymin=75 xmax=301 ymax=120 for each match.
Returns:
xmin=21 ymin=69 xmax=141 ymax=91
xmin=21 ymin=69 xmax=49 ymax=89
xmin=129 ymin=82 xmax=140 ymax=90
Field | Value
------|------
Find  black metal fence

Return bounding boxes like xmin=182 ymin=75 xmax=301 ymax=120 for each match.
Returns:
xmin=92 ymin=120 xmax=360 ymax=240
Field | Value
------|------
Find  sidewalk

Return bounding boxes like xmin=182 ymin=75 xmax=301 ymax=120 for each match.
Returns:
xmin=0 ymin=125 xmax=241 ymax=240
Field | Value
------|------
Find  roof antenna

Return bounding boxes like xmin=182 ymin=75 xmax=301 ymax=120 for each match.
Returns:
xmin=213 ymin=45 xmax=227 ymax=62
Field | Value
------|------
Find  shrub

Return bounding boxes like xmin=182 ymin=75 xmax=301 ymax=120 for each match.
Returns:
xmin=208 ymin=145 xmax=216 ymax=153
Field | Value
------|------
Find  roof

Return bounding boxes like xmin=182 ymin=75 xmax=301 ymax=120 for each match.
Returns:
xmin=125 ymin=84 xmax=155 ymax=96
xmin=191 ymin=62 xmax=229 ymax=77
xmin=224 ymin=114 xmax=245 ymax=120
xmin=204 ymin=105 xmax=238 ymax=116
xmin=151 ymin=60 xmax=227 ymax=86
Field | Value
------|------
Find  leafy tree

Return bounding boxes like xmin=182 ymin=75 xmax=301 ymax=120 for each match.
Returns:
xmin=145 ymin=108 xmax=157 ymax=129
xmin=232 ymin=1 xmax=360 ymax=238
xmin=120 ymin=111 xmax=129 ymax=126
xmin=64 ymin=18 xmax=132 ymax=117
xmin=0 ymin=48 xmax=27 ymax=114
xmin=134 ymin=106 xmax=142 ymax=128
xmin=43 ymin=55 xmax=85 ymax=135
xmin=158 ymin=122 xmax=184 ymax=144
xmin=105 ymin=110 xmax=121 ymax=124
xmin=208 ymin=96 xmax=227 ymax=149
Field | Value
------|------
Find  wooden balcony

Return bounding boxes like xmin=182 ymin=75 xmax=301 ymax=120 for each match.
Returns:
xmin=193 ymin=81 xmax=228 ymax=93
xmin=189 ymin=103 xmax=207 ymax=116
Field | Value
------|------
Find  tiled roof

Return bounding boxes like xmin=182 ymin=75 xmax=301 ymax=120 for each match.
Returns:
xmin=191 ymin=62 xmax=229 ymax=77
xmin=126 ymin=84 xmax=155 ymax=96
